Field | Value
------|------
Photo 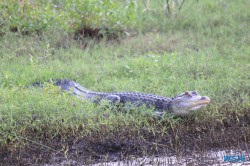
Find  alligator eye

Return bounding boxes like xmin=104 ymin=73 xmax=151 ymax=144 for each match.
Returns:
xmin=192 ymin=91 xmax=197 ymax=95
xmin=184 ymin=91 xmax=192 ymax=97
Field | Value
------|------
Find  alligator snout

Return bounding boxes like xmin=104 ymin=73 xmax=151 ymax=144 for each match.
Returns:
xmin=200 ymin=96 xmax=211 ymax=104
xmin=201 ymin=96 xmax=208 ymax=100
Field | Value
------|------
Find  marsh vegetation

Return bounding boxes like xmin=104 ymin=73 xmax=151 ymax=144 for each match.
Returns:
xmin=0 ymin=0 xmax=249 ymax=165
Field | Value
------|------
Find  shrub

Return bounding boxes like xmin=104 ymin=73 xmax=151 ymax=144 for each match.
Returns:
xmin=0 ymin=0 xmax=137 ymax=35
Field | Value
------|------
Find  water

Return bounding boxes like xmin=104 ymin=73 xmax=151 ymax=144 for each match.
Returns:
xmin=46 ymin=149 xmax=249 ymax=166
xmin=90 ymin=150 xmax=249 ymax=166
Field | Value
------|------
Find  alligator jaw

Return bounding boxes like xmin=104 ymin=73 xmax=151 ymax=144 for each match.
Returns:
xmin=188 ymin=97 xmax=211 ymax=109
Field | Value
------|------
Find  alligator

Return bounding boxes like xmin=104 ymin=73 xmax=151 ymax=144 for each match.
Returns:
xmin=53 ymin=79 xmax=210 ymax=116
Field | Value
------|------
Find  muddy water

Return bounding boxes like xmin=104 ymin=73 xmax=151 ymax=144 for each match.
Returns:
xmin=46 ymin=149 xmax=249 ymax=166
xmin=90 ymin=150 xmax=249 ymax=166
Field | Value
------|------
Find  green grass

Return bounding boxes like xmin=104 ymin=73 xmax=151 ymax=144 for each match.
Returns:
xmin=0 ymin=0 xmax=250 ymax=165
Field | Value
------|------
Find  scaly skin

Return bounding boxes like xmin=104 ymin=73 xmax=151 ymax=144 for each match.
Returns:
xmin=54 ymin=79 xmax=211 ymax=116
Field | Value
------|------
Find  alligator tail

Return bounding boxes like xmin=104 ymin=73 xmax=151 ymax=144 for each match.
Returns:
xmin=54 ymin=79 xmax=93 ymax=97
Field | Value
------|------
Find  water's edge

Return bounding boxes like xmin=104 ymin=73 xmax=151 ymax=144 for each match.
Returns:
xmin=46 ymin=149 xmax=249 ymax=166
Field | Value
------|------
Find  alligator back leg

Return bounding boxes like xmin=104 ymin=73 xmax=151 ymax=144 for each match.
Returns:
xmin=99 ymin=95 xmax=121 ymax=111
xmin=103 ymin=95 xmax=121 ymax=105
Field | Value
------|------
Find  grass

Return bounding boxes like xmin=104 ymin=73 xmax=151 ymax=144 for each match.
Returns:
xmin=0 ymin=0 xmax=250 ymax=165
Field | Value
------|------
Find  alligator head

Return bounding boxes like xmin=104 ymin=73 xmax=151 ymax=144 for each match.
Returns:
xmin=171 ymin=91 xmax=210 ymax=115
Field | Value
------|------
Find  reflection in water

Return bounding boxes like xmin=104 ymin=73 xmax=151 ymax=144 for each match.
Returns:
xmin=91 ymin=150 xmax=249 ymax=166
xmin=45 ymin=149 xmax=249 ymax=166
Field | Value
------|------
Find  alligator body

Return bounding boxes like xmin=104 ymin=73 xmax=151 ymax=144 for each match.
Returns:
xmin=54 ymin=79 xmax=211 ymax=116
